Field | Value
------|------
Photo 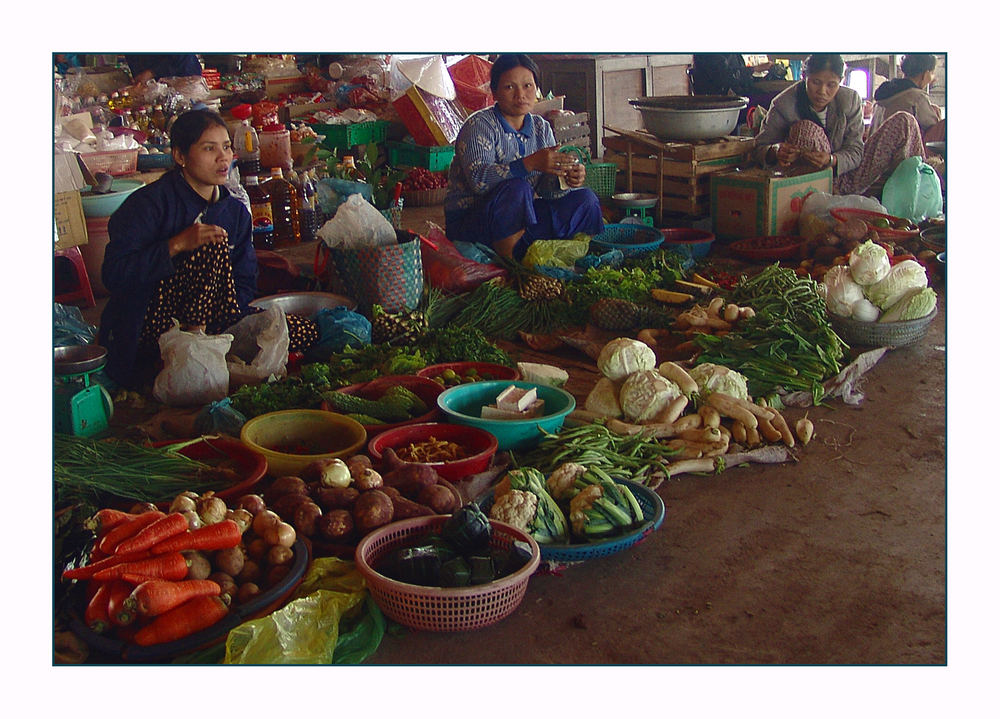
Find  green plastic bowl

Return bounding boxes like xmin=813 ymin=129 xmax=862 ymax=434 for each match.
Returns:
xmin=436 ymin=380 xmax=576 ymax=452
xmin=80 ymin=179 xmax=144 ymax=217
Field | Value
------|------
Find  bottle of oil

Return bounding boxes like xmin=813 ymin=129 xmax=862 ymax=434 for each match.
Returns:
xmin=290 ymin=170 xmax=318 ymax=243
xmin=263 ymin=167 xmax=300 ymax=246
xmin=243 ymin=175 xmax=274 ymax=250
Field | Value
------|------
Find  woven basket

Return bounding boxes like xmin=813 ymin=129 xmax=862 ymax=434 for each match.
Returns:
xmin=829 ymin=306 xmax=937 ymax=348
xmin=402 ymin=187 xmax=448 ymax=207
xmin=354 ymin=515 xmax=540 ymax=632
xmin=559 ymin=145 xmax=618 ymax=198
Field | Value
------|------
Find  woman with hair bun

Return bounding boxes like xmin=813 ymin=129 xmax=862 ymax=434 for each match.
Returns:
xmin=870 ymin=53 xmax=943 ymax=139
xmin=752 ymin=53 xmax=925 ymax=195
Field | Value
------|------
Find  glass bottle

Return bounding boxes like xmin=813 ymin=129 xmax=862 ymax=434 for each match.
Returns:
xmin=244 ymin=175 xmax=274 ymax=250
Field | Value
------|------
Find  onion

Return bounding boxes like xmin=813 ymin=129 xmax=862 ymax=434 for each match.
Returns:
xmin=169 ymin=494 xmax=197 ymax=514
xmin=225 ymin=508 xmax=254 ymax=534
xmin=264 ymin=521 xmax=297 ymax=548
xmin=196 ymin=492 xmax=227 ymax=525
xmin=267 ymin=544 xmax=294 ymax=566
xmin=252 ymin=508 xmax=280 ymax=535
xmin=180 ymin=509 xmax=203 ymax=531
xmin=235 ymin=493 xmax=266 ymax=516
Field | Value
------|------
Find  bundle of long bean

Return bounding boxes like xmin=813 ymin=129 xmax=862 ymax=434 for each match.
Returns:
xmin=53 ymin=435 xmax=234 ymax=507
xmin=515 ymin=422 xmax=679 ymax=487
xmin=693 ymin=264 xmax=848 ymax=403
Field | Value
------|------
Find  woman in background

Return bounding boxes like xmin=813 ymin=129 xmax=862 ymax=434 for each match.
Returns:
xmin=444 ymin=53 xmax=603 ymax=260
xmin=752 ymin=53 xmax=925 ymax=195
xmin=870 ymin=53 xmax=943 ymax=140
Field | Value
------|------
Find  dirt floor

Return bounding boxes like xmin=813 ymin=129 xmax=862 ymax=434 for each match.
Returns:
xmin=70 ymin=202 xmax=947 ymax=667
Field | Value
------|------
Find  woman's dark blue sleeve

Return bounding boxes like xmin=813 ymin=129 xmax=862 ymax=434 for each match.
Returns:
xmin=228 ymin=206 xmax=258 ymax=309
xmin=102 ymin=192 xmax=176 ymax=294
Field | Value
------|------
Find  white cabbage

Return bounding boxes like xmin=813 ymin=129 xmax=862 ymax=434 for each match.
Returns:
xmin=848 ymin=240 xmax=891 ymax=286
xmin=619 ymin=370 xmax=683 ymax=423
xmin=823 ymin=265 xmax=865 ymax=317
xmin=851 ymin=297 xmax=882 ymax=322
xmin=688 ymin=363 xmax=750 ymax=401
xmin=597 ymin=337 xmax=657 ymax=382
xmin=864 ymin=259 xmax=928 ymax=310
xmin=878 ymin=287 xmax=937 ymax=322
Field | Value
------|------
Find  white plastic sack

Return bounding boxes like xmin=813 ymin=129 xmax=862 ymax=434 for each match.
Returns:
xmin=800 ymin=191 xmax=887 ymax=224
xmin=225 ymin=307 xmax=290 ymax=387
xmin=316 ymin=193 xmax=397 ymax=249
xmin=153 ymin=321 xmax=233 ymax=407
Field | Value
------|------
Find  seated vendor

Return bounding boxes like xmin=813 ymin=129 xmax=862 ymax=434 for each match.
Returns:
xmin=98 ymin=109 xmax=259 ymax=390
xmin=752 ymin=53 xmax=925 ymax=195
xmin=444 ymin=53 xmax=604 ymax=260
xmin=870 ymin=53 xmax=944 ymax=141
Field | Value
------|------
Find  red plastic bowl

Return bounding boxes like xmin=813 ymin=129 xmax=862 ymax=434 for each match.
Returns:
xmin=659 ymin=228 xmax=715 ymax=258
xmin=829 ymin=208 xmax=919 ymax=240
xmin=323 ymin=374 xmax=443 ymax=434
xmin=416 ymin=362 xmax=520 ymax=385
xmin=149 ymin=436 xmax=267 ymax=506
xmin=367 ymin=421 xmax=499 ymax=482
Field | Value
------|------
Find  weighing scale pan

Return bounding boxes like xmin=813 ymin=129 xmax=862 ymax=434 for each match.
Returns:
xmin=54 ymin=344 xmax=107 ymax=375
xmin=612 ymin=192 xmax=658 ymax=208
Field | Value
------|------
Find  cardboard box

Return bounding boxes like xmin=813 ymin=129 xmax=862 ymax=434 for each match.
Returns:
xmin=264 ymin=74 xmax=307 ymax=98
xmin=54 ymin=191 xmax=88 ymax=250
xmin=710 ymin=167 xmax=833 ymax=240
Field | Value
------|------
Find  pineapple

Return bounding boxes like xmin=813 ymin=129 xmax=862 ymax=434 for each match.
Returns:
xmin=588 ymin=297 xmax=673 ymax=331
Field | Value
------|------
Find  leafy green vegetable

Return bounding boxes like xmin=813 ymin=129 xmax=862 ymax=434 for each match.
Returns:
xmin=229 ymin=377 xmax=326 ymax=418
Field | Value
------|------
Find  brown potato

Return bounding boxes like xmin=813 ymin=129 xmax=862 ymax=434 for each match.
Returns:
xmin=313 ymin=486 xmax=360 ymax=511
xmin=352 ymin=490 xmax=395 ymax=533
xmin=271 ymin=492 xmax=315 ymax=521
xmin=263 ymin=475 xmax=309 ymax=505
xmin=317 ymin=509 xmax=354 ymax=541
xmin=292 ymin=501 xmax=323 ymax=538
xmin=183 ymin=550 xmax=212 ymax=580
xmin=208 ymin=571 xmax=238 ymax=598
xmin=418 ymin=483 xmax=459 ymax=514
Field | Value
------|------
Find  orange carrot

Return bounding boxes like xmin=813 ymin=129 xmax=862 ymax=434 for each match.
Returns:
xmin=97 ymin=511 xmax=165 ymax=555
xmin=150 ymin=520 xmax=242 ymax=555
xmin=106 ymin=579 xmax=136 ymax=627
xmin=92 ymin=552 xmax=189 ymax=583
xmin=84 ymin=582 xmax=112 ymax=634
xmin=132 ymin=594 xmax=231 ymax=646
xmin=61 ymin=549 xmax=150 ymax=582
xmin=114 ymin=512 xmax=189 ymax=556
xmin=125 ymin=579 xmax=222 ymax=617
xmin=83 ymin=508 xmax=141 ymax=537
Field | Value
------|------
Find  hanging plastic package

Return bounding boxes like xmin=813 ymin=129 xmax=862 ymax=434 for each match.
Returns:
xmin=152 ymin=321 xmax=233 ymax=407
xmin=224 ymin=306 xmax=290 ymax=387
xmin=881 ymin=155 xmax=943 ymax=223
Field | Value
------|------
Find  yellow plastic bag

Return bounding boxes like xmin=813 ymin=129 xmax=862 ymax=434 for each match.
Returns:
xmin=223 ymin=557 xmax=367 ymax=665
xmin=522 ymin=234 xmax=590 ymax=270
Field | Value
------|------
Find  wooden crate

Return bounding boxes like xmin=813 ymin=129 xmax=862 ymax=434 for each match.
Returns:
xmin=602 ymin=128 xmax=754 ymax=221
xmin=550 ymin=111 xmax=591 ymax=149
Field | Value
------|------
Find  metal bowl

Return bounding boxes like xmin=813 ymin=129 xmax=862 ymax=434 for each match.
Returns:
xmin=249 ymin=291 xmax=356 ymax=317
xmin=628 ymin=95 xmax=748 ymax=141
xmin=926 ymin=141 xmax=945 ymax=160
xmin=919 ymin=225 xmax=946 ymax=253
xmin=611 ymin=192 xmax=658 ymax=209
xmin=54 ymin=344 xmax=107 ymax=375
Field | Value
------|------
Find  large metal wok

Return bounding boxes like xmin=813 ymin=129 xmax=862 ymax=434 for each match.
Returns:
xmin=628 ymin=95 xmax=748 ymax=141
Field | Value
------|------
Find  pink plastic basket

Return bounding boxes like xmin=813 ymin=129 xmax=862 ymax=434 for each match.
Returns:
xmin=80 ymin=149 xmax=140 ymax=177
xmin=355 ymin=515 xmax=540 ymax=632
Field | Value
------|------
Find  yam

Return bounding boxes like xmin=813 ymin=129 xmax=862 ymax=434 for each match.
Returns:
xmin=316 ymin=509 xmax=354 ymax=542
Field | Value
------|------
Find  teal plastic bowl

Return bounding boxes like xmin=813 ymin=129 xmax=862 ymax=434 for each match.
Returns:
xmin=80 ymin=180 xmax=144 ymax=218
xmin=436 ymin=380 xmax=576 ymax=452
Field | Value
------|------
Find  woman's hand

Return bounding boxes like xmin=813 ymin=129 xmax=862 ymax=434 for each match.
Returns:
xmin=524 ymin=147 xmax=570 ymax=175
xmin=775 ymin=142 xmax=800 ymax=166
xmin=800 ymin=149 xmax=834 ymax=169
xmin=168 ymin=223 xmax=229 ymax=256
xmin=564 ymin=161 xmax=586 ymax=188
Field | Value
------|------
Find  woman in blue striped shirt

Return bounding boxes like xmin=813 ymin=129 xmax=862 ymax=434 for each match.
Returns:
xmin=444 ymin=54 xmax=604 ymax=259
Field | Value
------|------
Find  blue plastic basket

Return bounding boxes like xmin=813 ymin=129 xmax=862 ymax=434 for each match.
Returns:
xmin=479 ymin=478 xmax=666 ymax=562
xmin=590 ymin=224 xmax=664 ymax=258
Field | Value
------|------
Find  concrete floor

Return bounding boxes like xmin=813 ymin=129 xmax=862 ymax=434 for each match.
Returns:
xmin=72 ymin=202 xmax=947 ymax=666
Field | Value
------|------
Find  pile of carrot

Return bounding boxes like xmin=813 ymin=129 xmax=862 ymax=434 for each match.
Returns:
xmin=64 ymin=507 xmax=242 ymax=647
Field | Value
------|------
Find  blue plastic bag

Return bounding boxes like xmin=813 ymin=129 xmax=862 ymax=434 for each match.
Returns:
xmin=881 ymin=155 xmax=943 ymax=223
xmin=306 ymin=306 xmax=372 ymax=362
xmin=53 ymin=303 xmax=96 ymax=347
xmin=194 ymin=397 xmax=247 ymax=437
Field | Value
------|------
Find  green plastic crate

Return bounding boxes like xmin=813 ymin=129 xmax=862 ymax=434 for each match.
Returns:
xmin=310 ymin=120 xmax=390 ymax=150
xmin=387 ymin=141 xmax=455 ymax=171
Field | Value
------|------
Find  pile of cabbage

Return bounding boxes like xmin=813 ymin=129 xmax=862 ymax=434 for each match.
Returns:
xmin=585 ymin=337 xmax=749 ymax=422
xmin=821 ymin=240 xmax=937 ymax=323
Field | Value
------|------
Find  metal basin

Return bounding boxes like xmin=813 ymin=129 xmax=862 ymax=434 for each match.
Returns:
xmin=54 ymin=344 xmax=107 ymax=375
xmin=629 ymin=95 xmax=748 ymax=141
xmin=249 ymin=291 xmax=356 ymax=317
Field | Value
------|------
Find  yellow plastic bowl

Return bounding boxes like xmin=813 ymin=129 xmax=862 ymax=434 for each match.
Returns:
xmin=240 ymin=409 xmax=367 ymax=477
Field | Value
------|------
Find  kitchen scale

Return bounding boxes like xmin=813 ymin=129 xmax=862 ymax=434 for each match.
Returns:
xmin=54 ymin=345 xmax=114 ymax=437
xmin=611 ymin=192 xmax=657 ymax=227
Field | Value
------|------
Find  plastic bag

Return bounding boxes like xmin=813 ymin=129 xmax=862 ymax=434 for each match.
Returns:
xmin=225 ymin=307 xmax=290 ymax=387
xmin=522 ymin=235 xmax=591 ymax=270
xmin=306 ymin=306 xmax=372 ymax=362
xmin=317 ymin=192 xmax=396 ymax=249
xmin=881 ymin=155 xmax=944 ymax=223
xmin=152 ymin=321 xmax=233 ymax=407
xmin=420 ymin=223 xmax=507 ymax=294
xmin=316 ymin=177 xmax=372 ymax=217
xmin=800 ymin=191 xmax=887 ymax=225
xmin=194 ymin=397 xmax=247 ymax=436
xmin=224 ymin=557 xmax=370 ymax=665
xmin=53 ymin=303 xmax=97 ymax=347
